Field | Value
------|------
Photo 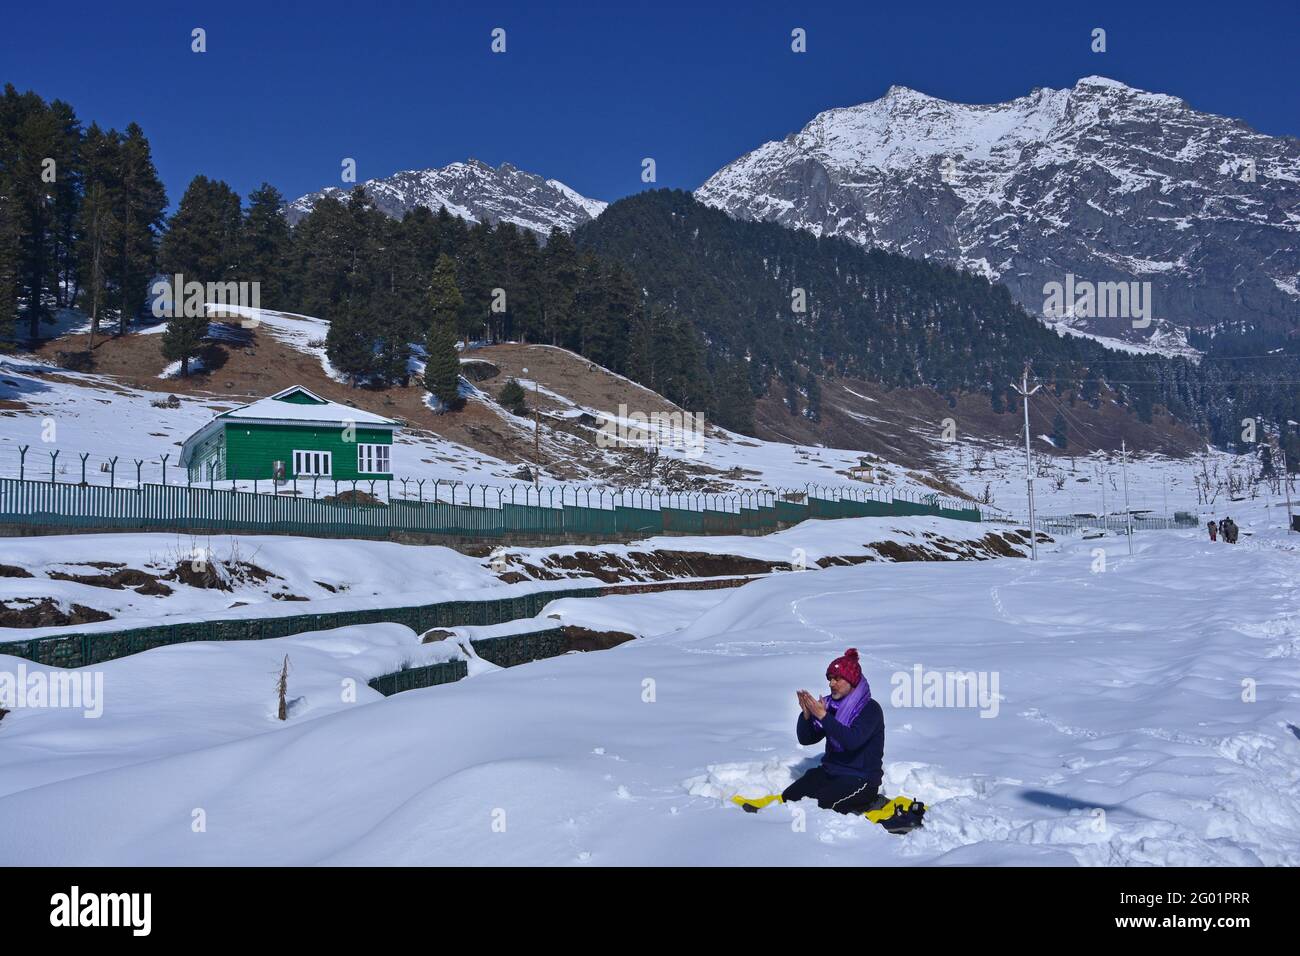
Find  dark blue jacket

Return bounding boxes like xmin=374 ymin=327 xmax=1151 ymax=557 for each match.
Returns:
xmin=797 ymin=697 xmax=884 ymax=786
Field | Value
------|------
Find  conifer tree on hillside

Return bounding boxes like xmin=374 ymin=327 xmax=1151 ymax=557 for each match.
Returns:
xmin=0 ymin=191 xmax=16 ymax=344
xmin=291 ymin=194 xmax=353 ymax=320
xmin=423 ymin=253 xmax=465 ymax=408
xmin=240 ymin=183 xmax=291 ymax=307
xmin=712 ymin=358 xmax=755 ymax=434
xmin=423 ymin=320 xmax=461 ymax=410
xmin=49 ymin=101 xmax=83 ymax=309
xmin=1 ymin=85 xmax=82 ymax=340
xmin=1051 ymin=411 xmax=1069 ymax=450
xmin=540 ymin=228 xmax=579 ymax=346
xmin=454 ymin=221 xmax=493 ymax=342
xmin=325 ymin=299 xmax=375 ymax=385
xmin=76 ymin=123 xmax=120 ymax=352
xmin=498 ymin=377 xmax=527 ymax=415
xmin=110 ymin=123 xmax=166 ymax=336
xmin=804 ymin=370 xmax=822 ymax=423
xmin=159 ymin=175 xmax=243 ymax=375
xmin=427 ymin=253 xmax=463 ymax=330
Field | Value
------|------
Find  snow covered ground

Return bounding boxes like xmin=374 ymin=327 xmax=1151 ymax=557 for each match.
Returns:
xmin=0 ymin=514 xmax=1012 ymax=642
xmin=1 ymin=504 xmax=1295 ymax=865
xmin=938 ymin=440 xmax=1291 ymax=525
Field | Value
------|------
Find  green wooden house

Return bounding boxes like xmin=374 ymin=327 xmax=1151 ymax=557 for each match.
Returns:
xmin=181 ymin=386 xmax=399 ymax=482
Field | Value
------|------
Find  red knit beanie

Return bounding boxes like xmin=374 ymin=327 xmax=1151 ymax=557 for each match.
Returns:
xmin=826 ymin=648 xmax=862 ymax=687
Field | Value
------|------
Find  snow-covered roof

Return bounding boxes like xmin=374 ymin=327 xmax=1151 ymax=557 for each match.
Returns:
xmin=180 ymin=386 xmax=398 ymax=465
xmin=220 ymin=386 xmax=398 ymax=427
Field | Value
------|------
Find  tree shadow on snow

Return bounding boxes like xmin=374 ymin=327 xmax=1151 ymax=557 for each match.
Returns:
xmin=1016 ymin=789 xmax=1153 ymax=820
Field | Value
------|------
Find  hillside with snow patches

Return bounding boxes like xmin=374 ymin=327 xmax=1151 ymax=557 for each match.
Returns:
xmin=3 ymin=304 xmax=1242 ymax=523
xmin=1 ymin=504 xmax=1296 ymax=865
xmin=286 ymin=159 xmax=607 ymax=235
xmin=2 ymin=305 xmax=961 ymax=496
xmin=696 ymin=76 xmax=1300 ymax=354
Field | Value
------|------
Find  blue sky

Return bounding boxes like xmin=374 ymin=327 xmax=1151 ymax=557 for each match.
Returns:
xmin=4 ymin=0 xmax=1297 ymax=210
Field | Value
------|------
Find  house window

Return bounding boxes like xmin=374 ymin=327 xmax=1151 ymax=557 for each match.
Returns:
xmin=357 ymin=443 xmax=391 ymax=474
xmin=293 ymin=450 xmax=332 ymax=477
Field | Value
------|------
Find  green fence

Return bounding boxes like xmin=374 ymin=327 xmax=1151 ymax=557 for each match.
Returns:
xmin=366 ymin=626 xmax=572 ymax=697
xmin=0 ymin=476 xmax=980 ymax=543
xmin=5 ymin=586 xmax=604 ymax=669
xmin=368 ymin=659 xmax=469 ymax=696
xmin=1033 ymin=513 xmax=1199 ymax=535
xmin=472 ymin=627 xmax=570 ymax=668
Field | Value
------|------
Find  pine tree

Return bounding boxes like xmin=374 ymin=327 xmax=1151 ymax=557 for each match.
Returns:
xmin=159 ymin=175 xmax=242 ymax=374
xmin=47 ymin=98 xmax=82 ymax=309
xmin=291 ymin=195 xmax=352 ymax=320
xmin=324 ymin=300 xmax=373 ymax=384
xmin=1 ymin=86 xmax=81 ymax=340
xmin=498 ymin=377 xmax=527 ymax=415
xmin=423 ymin=320 xmax=461 ymax=410
xmin=541 ymin=228 xmax=580 ymax=346
xmin=1051 ymin=411 xmax=1068 ymax=450
xmin=111 ymin=123 xmax=166 ymax=336
xmin=240 ymin=183 xmax=291 ymax=307
xmin=0 ymin=190 xmax=16 ymax=344
xmin=427 ymin=253 xmax=463 ymax=329
xmin=76 ymin=123 xmax=120 ymax=352
xmin=805 ymin=370 xmax=822 ymax=423
xmin=712 ymin=358 xmax=755 ymax=434
xmin=455 ymin=222 xmax=492 ymax=342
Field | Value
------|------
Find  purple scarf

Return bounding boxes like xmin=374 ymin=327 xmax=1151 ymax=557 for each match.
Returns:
xmin=813 ymin=678 xmax=872 ymax=752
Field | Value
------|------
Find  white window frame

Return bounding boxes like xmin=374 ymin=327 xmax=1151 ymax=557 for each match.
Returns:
xmin=293 ymin=449 xmax=332 ymax=477
xmin=356 ymin=443 xmax=391 ymax=475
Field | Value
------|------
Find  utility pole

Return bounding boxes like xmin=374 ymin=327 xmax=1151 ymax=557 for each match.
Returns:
xmin=523 ymin=365 xmax=540 ymax=468
xmin=1010 ymin=365 xmax=1041 ymax=560
xmin=1121 ymin=438 xmax=1134 ymax=555
xmin=1279 ymin=443 xmax=1295 ymax=532
xmin=1099 ymin=453 xmax=1107 ymax=523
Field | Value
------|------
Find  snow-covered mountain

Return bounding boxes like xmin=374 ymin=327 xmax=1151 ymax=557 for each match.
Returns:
xmin=287 ymin=159 xmax=607 ymax=235
xmin=696 ymin=77 xmax=1300 ymax=354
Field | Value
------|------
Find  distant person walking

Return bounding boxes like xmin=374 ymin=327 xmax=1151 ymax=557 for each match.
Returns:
xmin=1207 ymin=520 xmax=1218 ymax=542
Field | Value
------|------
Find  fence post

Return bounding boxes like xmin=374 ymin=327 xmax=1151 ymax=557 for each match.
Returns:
xmin=417 ymin=479 xmax=425 ymax=503
xmin=50 ymin=449 xmax=59 ymax=482
xmin=109 ymin=456 xmax=117 ymax=489
xmin=79 ymin=452 xmax=89 ymax=485
xmin=137 ymin=459 xmax=146 ymax=488
xmin=160 ymin=453 xmax=169 ymax=485
xmin=18 ymin=444 xmax=28 ymax=481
